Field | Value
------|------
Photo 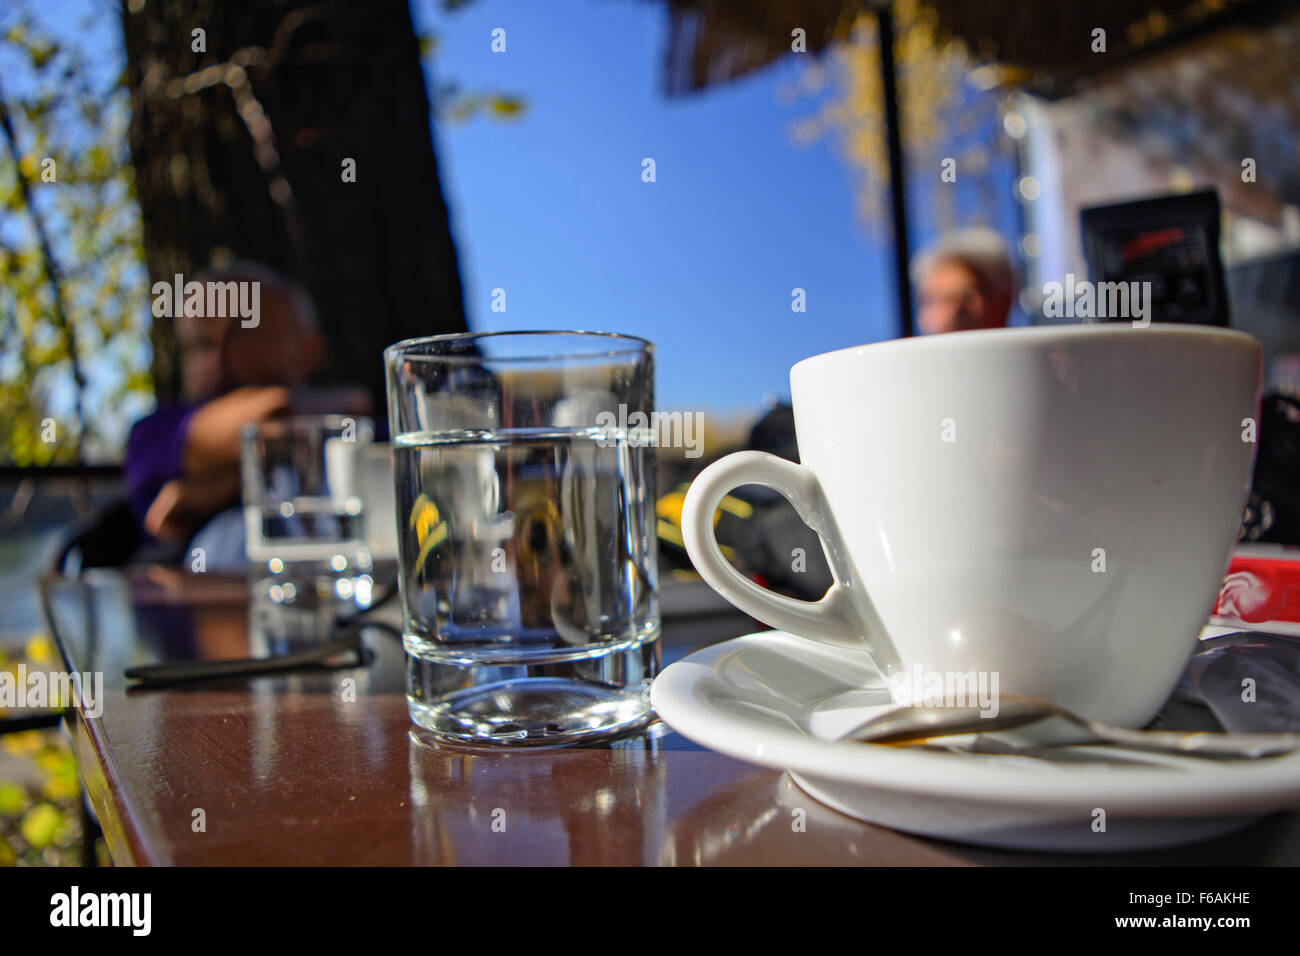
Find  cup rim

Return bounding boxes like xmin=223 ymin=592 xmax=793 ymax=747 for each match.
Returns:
xmin=240 ymin=414 xmax=375 ymax=439
xmin=792 ymin=323 xmax=1259 ymax=378
xmin=383 ymin=329 xmax=655 ymax=364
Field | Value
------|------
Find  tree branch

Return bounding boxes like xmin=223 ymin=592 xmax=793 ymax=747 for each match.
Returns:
xmin=0 ymin=76 xmax=87 ymax=458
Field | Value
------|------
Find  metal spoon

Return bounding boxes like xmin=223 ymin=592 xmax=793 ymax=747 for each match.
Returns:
xmin=843 ymin=692 xmax=1300 ymax=759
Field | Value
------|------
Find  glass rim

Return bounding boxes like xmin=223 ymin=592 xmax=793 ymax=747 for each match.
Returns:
xmin=240 ymin=414 xmax=375 ymax=439
xmin=383 ymin=329 xmax=655 ymax=365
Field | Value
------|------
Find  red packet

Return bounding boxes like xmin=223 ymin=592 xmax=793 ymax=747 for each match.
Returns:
xmin=1212 ymin=543 xmax=1300 ymax=636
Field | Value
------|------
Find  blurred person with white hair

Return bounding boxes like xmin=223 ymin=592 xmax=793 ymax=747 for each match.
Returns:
xmin=912 ymin=227 xmax=1016 ymax=335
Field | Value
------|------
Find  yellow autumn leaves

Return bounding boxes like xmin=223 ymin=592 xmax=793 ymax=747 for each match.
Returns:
xmin=0 ymin=634 xmax=83 ymax=865
xmin=409 ymin=494 xmax=448 ymax=576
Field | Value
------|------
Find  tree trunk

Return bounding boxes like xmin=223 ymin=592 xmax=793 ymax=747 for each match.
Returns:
xmin=121 ymin=0 xmax=467 ymax=409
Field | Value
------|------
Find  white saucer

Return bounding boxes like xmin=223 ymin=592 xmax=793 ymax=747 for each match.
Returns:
xmin=650 ymin=630 xmax=1300 ymax=852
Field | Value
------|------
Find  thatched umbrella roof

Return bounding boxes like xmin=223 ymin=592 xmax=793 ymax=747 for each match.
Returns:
xmin=660 ymin=0 xmax=861 ymax=96
xmin=658 ymin=0 xmax=1293 ymax=96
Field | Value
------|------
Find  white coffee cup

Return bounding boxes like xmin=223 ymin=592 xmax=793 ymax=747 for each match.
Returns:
xmin=682 ymin=325 xmax=1260 ymax=731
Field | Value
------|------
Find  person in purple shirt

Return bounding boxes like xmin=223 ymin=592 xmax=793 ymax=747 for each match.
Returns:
xmin=125 ymin=402 xmax=198 ymax=525
xmin=125 ymin=263 xmax=369 ymax=558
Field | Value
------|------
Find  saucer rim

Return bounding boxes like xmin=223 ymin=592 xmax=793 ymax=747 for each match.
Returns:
xmin=650 ymin=629 xmax=1300 ymax=816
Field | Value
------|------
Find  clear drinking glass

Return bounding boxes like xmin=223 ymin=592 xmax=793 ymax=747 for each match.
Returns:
xmin=240 ymin=415 xmax=376 ymax=611
xmin=384 ymin=331 xmax=660 ymax=745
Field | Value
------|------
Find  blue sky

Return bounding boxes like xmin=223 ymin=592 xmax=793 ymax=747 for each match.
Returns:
xmin=414 ymin=0 xmax=1022 ymax=414
xmin=17 ymin=0 xmax=1022 ymax=431
xmin=414 ymin=0 xmax=893 ymax=414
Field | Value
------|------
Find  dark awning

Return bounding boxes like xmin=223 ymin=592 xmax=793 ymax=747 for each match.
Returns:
xmin=658 ymin=0 xmax=1294 ymax=98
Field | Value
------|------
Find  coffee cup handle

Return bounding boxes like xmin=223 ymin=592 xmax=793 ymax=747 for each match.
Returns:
xmin=681 ymin=451 xmax=864 ymax=649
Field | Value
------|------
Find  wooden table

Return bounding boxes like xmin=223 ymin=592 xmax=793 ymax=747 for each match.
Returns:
xmin=41 ymin=568 xmax=1300 ymax=865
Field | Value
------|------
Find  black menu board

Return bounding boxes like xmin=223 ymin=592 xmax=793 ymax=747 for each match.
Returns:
xmin=1081 ymin=189 xmax=1230 ymax=327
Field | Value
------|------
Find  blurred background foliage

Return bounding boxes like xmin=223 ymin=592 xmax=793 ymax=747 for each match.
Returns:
xmin=0 ymin=634 xmax=102 ymax=867
xmin=787 ymin=0 xmax=1000 ymax=231
xmin=0 ymin=1 xmax=149 ymax=465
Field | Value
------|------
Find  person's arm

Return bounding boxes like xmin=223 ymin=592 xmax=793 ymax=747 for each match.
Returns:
xmin=180 ymin=385 xmax=372 ymax=477
xmin=127 ymin=386 xmax=287 ymax=541
xmin=182 ymin=385 xmax=292 ymax=478
xmin=142 ymin=472 xmax=242 ymax=542
xmin=140 ymin=385 xmax=373 ymax=541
